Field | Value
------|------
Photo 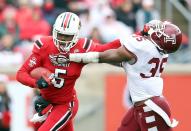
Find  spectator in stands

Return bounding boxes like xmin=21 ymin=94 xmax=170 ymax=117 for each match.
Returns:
xmin=0 ymin=4 xmax=24 ymax=66
xmin=16 ymin=0 xmax=33 ymax=40
xmin=42 ymin=0 xmax=61 ymax=26
xmin=115 ymin=0 xmax=137 ymax=31
xmin=54 ymin=0 xmax=70 ymax=11
xmin=0 ymin=0 xmax=7 ymax=23
xmin=79 ymin=10 xmax=96 ymax=38
xmin=0 ymin=34 xmax=23 ymax=66
xmin=16 ymin=0 xmax=50 ymax=41
xmin=132 ymin=0 xmax=142 ymax=13
xmin=136 ymin=0 xmax=160 ymax=31
xmin=109 ymin=0 xmax=125 ymax=9
xmin=67 ymin=0 xmax=89 ymax=15
xmin=0 ymin=34 xmax=15 ymax=51
xmin=28 ymin=7 xmax=51 ymax=39
xmin=97 ymin=6 xmax=133 ymax=42
xmin=88 ymin=27 xmax=104 ymax=43
xmin=0 ymin=78 xmax=11 ymax=131
xmin=0 ymin=6 xmax=19 ymax=45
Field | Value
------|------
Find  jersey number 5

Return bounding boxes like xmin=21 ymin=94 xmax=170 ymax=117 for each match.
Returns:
xmin=140 ymin=57 xmax=167 ymax=78
xmin=52 ymin=69 xmax=66 ymax=88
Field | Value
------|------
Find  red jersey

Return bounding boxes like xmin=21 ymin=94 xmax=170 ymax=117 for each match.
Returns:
xmin=16 ymin=36 xmax=121 ymax=104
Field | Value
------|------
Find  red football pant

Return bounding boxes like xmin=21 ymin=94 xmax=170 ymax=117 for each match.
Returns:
xmin=37 ymin=97 xmax=78 ymax=131
xmin=118 ymin=96 xmax=173 ymax=131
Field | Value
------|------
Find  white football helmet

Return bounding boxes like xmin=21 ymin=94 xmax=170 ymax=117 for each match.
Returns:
xmin=53 ymin=12 xmax=81 ymax=52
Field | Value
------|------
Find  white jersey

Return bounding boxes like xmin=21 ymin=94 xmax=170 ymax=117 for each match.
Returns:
xmin=120 ymin=34 xmax=168 ymax=103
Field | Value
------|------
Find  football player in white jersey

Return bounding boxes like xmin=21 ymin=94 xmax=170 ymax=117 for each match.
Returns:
xmin=69 ymin=20 xmax=182 ymax=131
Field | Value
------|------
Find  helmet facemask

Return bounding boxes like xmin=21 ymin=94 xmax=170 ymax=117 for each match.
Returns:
xmin=147 ymin=21 xmax=167 ymax=52
xmin=53 ymin=28 xmax=79 ymax=52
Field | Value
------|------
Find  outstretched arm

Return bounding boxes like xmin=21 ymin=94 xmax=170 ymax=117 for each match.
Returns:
xmin=99 ymin=46 xmax=132 ymax=63
xmin=91 ymin=39 xmax=121 ymax=52
xmin=69 ymin=46 xmax=136 ymax=64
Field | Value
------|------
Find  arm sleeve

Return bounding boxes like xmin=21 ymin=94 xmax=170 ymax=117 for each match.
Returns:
xmin=16 ymin=42 xmax=43 ymax=88
xmin=89 ymin=39 xmax=122 ymax=52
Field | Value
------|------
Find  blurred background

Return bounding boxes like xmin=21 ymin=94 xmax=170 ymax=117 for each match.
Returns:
xmin=0 ymin=0 xmax=190 ymax=131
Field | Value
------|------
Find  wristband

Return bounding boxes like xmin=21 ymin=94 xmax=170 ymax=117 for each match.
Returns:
xmin=69 ymin=52 xmax=99 ymax=63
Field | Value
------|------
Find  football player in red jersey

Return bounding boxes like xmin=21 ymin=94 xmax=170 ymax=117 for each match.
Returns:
xmin=16 ymin=12 xmax=121 ymax=131
xmin=69 ymin=20 xmax=182 ymax=131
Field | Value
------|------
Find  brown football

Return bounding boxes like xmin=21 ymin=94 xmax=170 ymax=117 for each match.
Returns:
xmin=30 ymin=67 xmax=52 ymax=80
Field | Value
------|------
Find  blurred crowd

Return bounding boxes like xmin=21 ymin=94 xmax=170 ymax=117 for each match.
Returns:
xmin=0 ymin=75 xmax=11 ymax=131
xmin=0 ymin=0 xmax=190 ymax=68
xmin=0 ymin=0 xmax=190 ymax=130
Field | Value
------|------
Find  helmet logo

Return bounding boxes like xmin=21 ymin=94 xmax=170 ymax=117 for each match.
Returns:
xmin=63 ymin=13 xmax=72 ymax=29
xmin=164 ymin=34 xmax=176 ymax=45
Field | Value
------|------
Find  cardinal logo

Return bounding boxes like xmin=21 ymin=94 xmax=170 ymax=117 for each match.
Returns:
xmin=49 ymin=53 xmax=70 ymax=67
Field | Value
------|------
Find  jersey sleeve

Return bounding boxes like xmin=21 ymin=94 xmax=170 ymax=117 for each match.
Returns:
xmin=87 ymin=39 xmax=121 ymax=52
xmin=32 ymin=39 xmax=45 ymax=54
xmin=16 ymin=40 xmax=44 ymax=88
xmin=120 ymin=35 xmax=140 ymax=55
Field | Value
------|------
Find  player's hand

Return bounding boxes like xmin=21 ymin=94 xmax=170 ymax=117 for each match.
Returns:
xmin=141 ymin=24 xmax=150 ymax=36
xmin=34 ymin=96 xmax=52 ymax=116
xmin=36 ymin=77 xmax=49 ymax=89
xmin=60 ymin=52 xmax=70 ymax=63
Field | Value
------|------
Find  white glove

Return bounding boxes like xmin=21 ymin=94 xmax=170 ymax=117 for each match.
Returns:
xmin=30 ymin=113 xmax=48 ymax=123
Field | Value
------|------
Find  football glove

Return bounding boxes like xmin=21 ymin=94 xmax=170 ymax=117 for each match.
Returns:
xmin=30 ymin=112 xmax=48 ymax=123
xmin=141 ymin=24 xmax=150 ymax=36
xmin=30 ymin=96 xmax=53 ymax=123
xmin=36 ymin=77 xmax=49 ymax=89
xmin=34 ymin=96 xmax=52 ymax=116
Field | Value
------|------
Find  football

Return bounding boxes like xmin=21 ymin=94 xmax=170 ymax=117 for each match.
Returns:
xmin=30 ymin=67 xmax=52 ymax=80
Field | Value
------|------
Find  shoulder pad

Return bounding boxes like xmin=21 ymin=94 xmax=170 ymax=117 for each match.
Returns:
xmin=82 ymin=38 xmax=93 ymax=52
xmin=34 ymin=39 xmax=43 ymax=49
xmin=32 ymin=36 xmax=52 ymax=54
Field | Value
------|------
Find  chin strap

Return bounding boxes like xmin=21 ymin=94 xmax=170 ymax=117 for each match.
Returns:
xmin=69 ymin=52 xmax=99 ymax=63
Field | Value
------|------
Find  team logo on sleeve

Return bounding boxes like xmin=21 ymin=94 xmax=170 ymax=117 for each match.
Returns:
xmin=29 ymin=57 xmax=37 ymax=67
xmin=49 ymin=53 xmax=70 ymax=67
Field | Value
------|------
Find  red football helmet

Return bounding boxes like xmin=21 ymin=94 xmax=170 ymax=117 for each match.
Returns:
xmin=144 ymin=20 xmax=182 ymax=53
